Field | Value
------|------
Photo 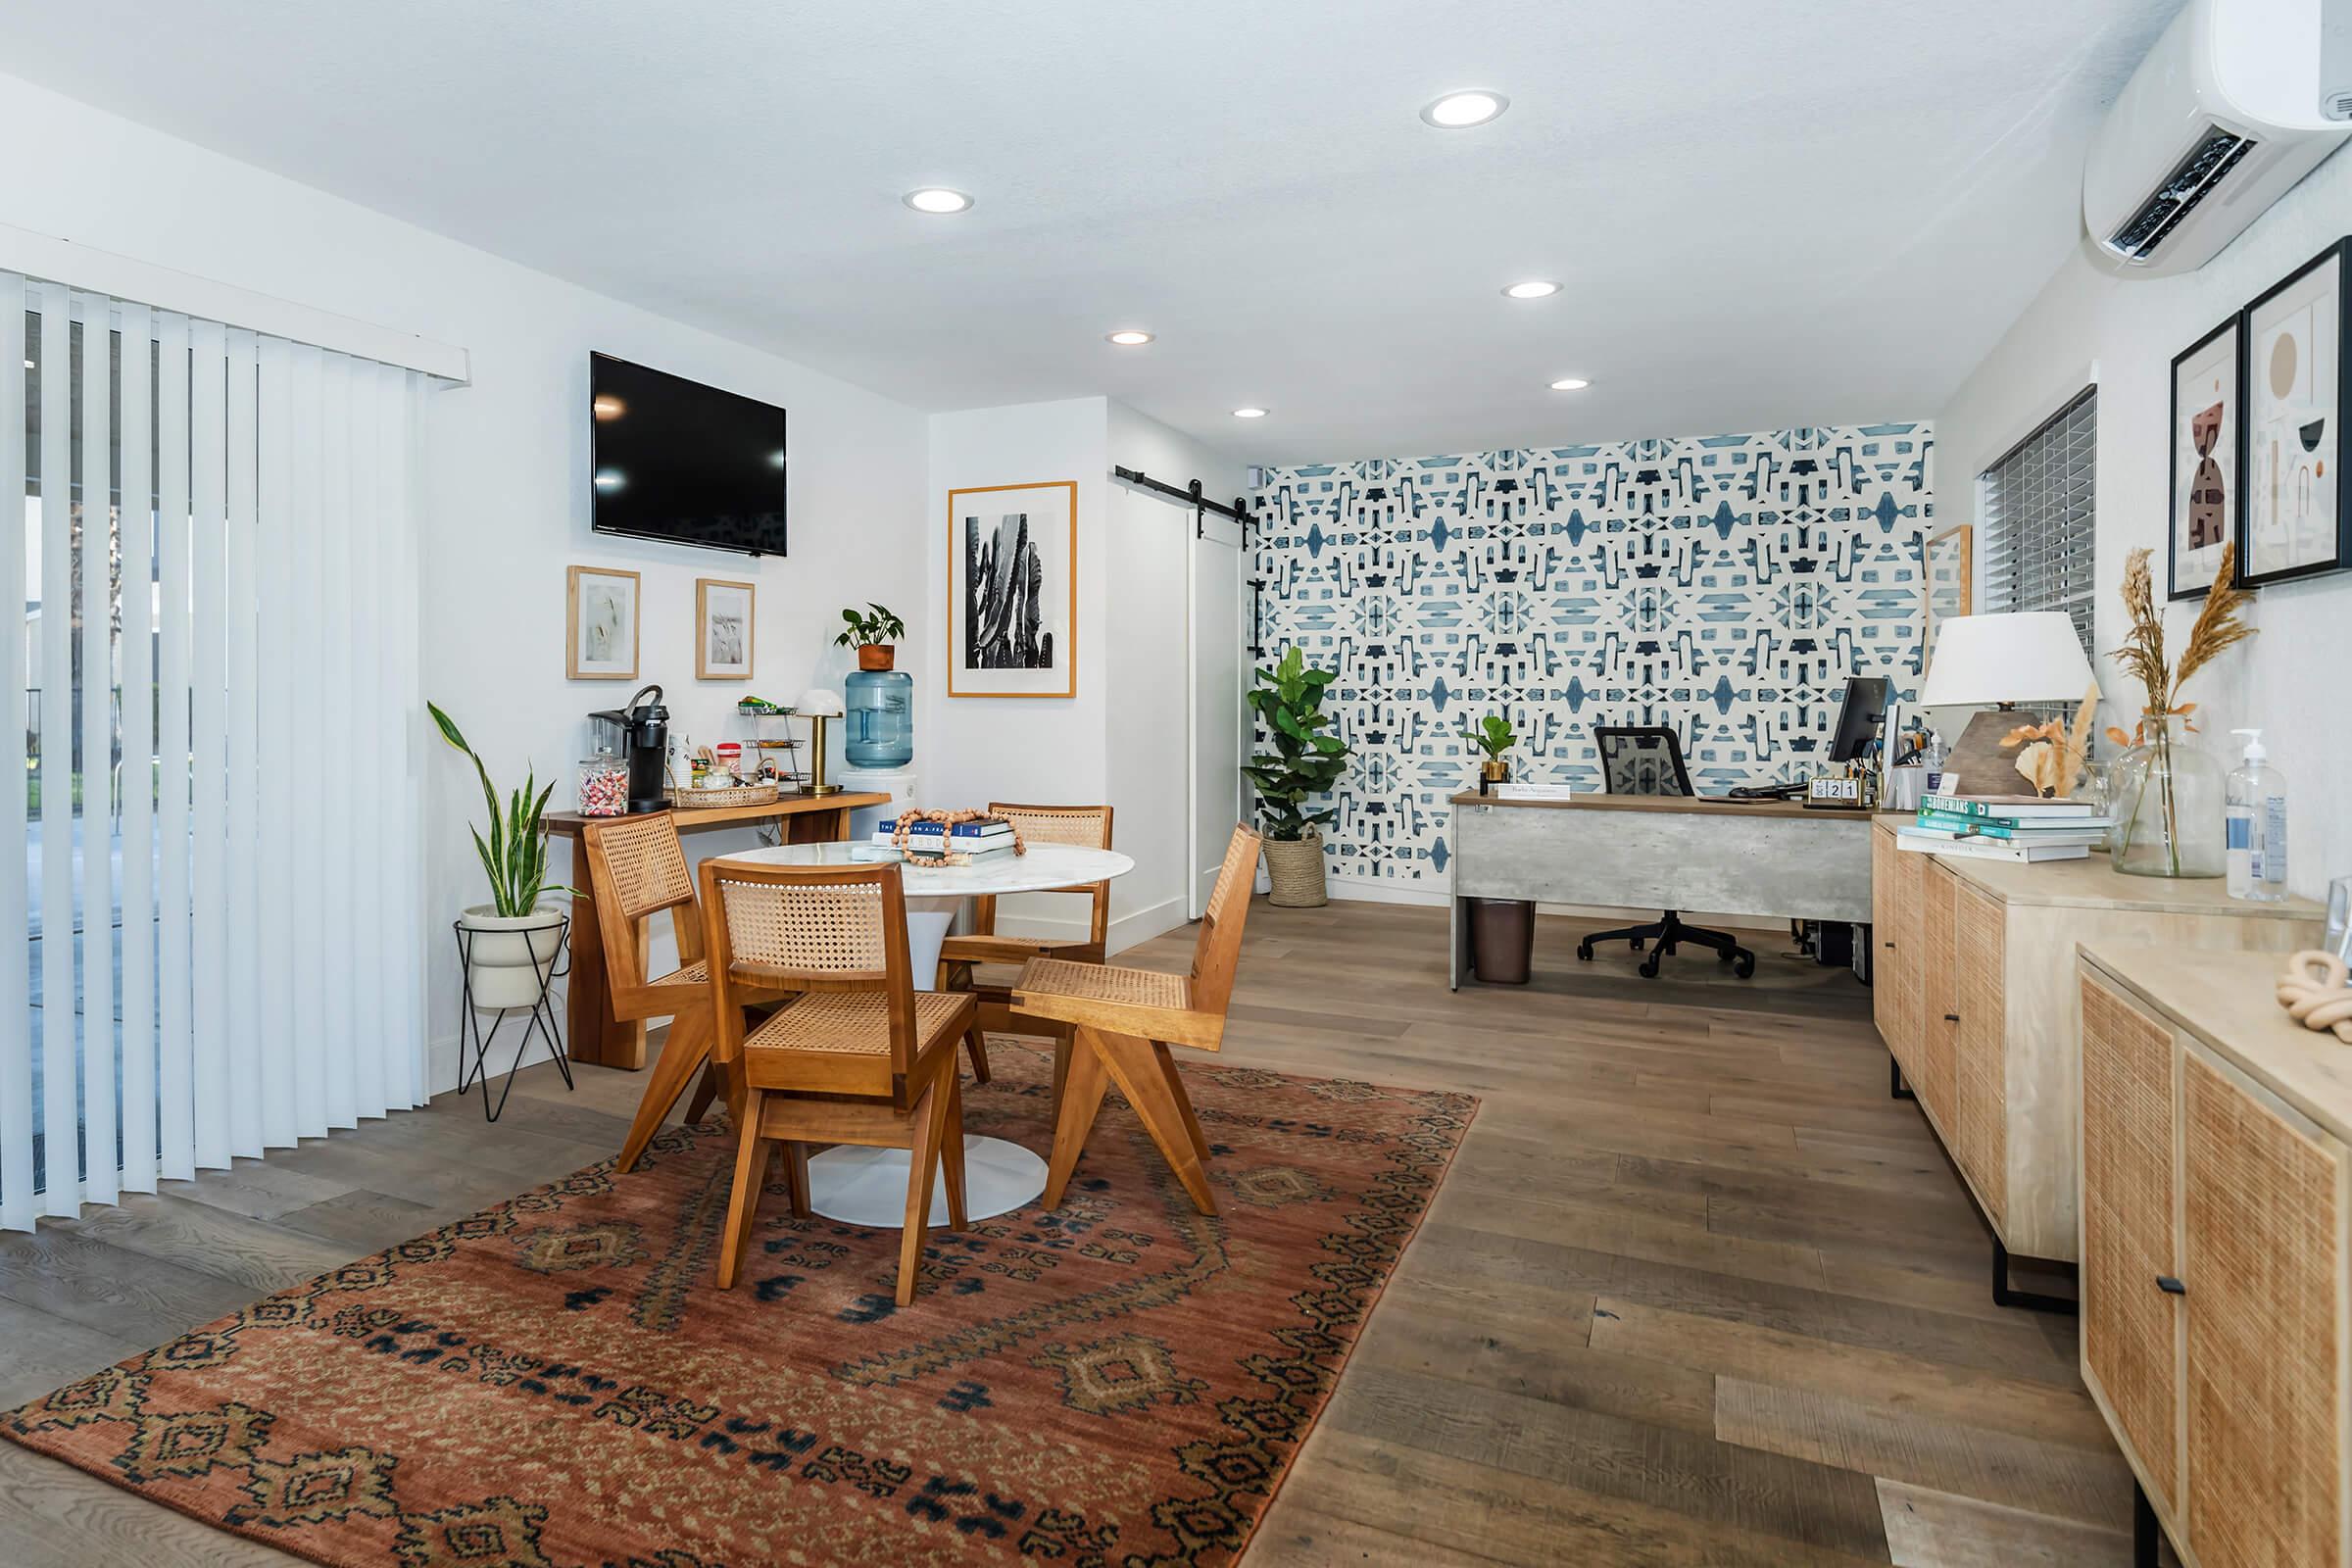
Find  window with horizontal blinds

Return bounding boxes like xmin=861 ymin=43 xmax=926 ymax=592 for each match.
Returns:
xmin=1979 ymin=386 xmax=2097 ymax=659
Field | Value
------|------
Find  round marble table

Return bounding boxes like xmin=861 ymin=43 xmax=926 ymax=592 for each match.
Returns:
xmin=714 ymin=839 xmax=1134 ymax=1225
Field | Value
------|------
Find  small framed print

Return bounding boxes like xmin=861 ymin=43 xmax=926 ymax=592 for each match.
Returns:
xmin=2170 ymin=315 xmax=2242 ymax=600
xmin=2240 ymin=237 xmax=2352 ymax=589
xmin=566 ymin=564 xmax=640 ymax=680
xmin=695 ymin=577 xmax=756 ymax=679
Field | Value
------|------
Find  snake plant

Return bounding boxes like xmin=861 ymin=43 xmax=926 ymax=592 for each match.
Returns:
xmin=429 ymin=702 xmax=575 ymax=917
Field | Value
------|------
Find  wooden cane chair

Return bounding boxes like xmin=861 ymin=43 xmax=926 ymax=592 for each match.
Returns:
xmin=1012 ymin=824 xmax=1261 ymax=1216
xmin=584 ymin=814 xmax=781 ymax=1174
xmin=935 ymin=803 xmax=1114 ymax=1083
xmin=701 ymin=858 xmax=978 ymax=1304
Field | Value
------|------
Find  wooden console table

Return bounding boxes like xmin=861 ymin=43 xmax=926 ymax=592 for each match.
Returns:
xmin=542 ymin=793 xmax=887 ymax=1067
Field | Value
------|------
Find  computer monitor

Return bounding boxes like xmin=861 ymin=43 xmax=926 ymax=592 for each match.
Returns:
xmin=1828 ymin=676 xmax=1891 ymax=762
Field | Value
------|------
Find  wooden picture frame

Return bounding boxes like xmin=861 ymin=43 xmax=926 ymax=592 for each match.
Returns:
xmin=565 ymin=564 xmax=640 ymax=680
xmin=2239 ymin=236 xmax=2352 ymax=589
xmin=947 ymin=479 xmax=1078 ymax=698
xmin=695 ymin=577 xmax=756 ymax=680
xmin=2169 ymin=314 xmax=2243 ymax=601
xmin=1923 ymin=523 xmax=1971 ymax=672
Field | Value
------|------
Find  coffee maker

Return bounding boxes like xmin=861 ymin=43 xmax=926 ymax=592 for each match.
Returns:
xmin=588 ymin=684 xmax=670 ymax=814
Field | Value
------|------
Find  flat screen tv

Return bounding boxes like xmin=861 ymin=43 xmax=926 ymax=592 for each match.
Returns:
xmin=589 ymin=352 xmax=787 ymax=556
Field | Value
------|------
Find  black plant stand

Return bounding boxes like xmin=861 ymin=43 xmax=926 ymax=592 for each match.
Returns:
xmin=454 ymin=915 xmax=574 ymax=1122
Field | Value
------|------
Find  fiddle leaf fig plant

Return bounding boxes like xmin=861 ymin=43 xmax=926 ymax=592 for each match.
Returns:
xmin=1242 ymin=646 xmax=1350 ymax=842
xmin=1459 ymin=713 xmax=1516 ymax=761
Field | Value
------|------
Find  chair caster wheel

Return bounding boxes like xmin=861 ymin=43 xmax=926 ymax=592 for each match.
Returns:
xmin=1733 ymin=954 xmax=1755 ymax=979
xmin=1640 ymin=955 xmax=1662 ymax=979
xmin=1576 ymin=943 xmax=1594 ymax=961
xmin=1630 ymin=938 xmax=1644 ymax=952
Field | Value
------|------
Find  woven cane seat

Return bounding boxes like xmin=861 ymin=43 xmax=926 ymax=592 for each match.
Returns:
xmin=649 ymin=959 xmax=710 ymax=989
xmin=737 ymin=992 xmax=972 ymax=1098
xmin=1012 ymin=957 xmax=1223 ymax=1049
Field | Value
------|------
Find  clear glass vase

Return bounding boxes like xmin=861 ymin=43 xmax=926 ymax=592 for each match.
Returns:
xmin=2109 ymin=715 xmax=2226 ymax=878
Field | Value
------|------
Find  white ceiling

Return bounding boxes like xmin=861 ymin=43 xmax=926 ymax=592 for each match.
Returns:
xmin=0 ymin=0 xmax=2179 ymax=464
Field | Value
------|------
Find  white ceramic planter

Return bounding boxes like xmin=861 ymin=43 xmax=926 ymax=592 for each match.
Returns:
xmin=459 ymin=906 xmax=565 ymax=1010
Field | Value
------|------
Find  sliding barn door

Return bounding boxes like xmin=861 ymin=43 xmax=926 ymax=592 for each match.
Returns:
xmin=1189 ymin=507 xmax=1245 ymax=919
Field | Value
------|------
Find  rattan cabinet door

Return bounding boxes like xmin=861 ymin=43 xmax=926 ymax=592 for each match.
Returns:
xmin=2080 ymin=972 xmax=2180 ymax=1514
xmin=2183 ymin=1053 xmax=2343 ymax=1568
xmin=1950 ymin=883 xmax=2007 ymax=1227
xmin=1917 ymin=860 xmax=1959 ymax=1130
xmin=1872 ymin=829 xmax=1922 ymax=1078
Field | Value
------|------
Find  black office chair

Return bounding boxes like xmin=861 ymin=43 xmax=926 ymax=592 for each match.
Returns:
xmin=1576 ymin=725 xmax=1756 ymax=980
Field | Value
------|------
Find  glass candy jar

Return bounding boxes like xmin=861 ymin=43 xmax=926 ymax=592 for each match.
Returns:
xmin=2109 ymin=714 xmax=2225 ymax=878
xmin=577 ymin=753 xmax=630 ymax=816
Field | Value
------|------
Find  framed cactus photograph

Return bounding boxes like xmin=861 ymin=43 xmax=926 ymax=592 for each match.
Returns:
xmin=948 ymin=479 xmax=1077 ymax=697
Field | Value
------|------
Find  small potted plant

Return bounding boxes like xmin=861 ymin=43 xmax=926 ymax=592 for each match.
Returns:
xmin=430 ymin=703 xmax=573 ymax=1009
xmin=834 ymin=603 xmax=908 ymax=671
xmin=1243 ymin=646 xmax=1350 ymax=907
xmin=1460 ymin=713 xmax=1516 ymax=790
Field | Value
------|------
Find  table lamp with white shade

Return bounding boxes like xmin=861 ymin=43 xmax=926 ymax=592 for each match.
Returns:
xmin=798 ymin=686 xmax=846 ymax=796
xmin=1916 ymin=612 xmax=2099 ymax=798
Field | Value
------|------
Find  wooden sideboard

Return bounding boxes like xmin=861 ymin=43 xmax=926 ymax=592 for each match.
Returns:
xmin=1869 ymin=816 xmax=2322 ymax=1277
xmin=2078 ymin=944 xmax=2352 ymax=1568
xmin=543 ymin=794 xmax=887 ymax=1068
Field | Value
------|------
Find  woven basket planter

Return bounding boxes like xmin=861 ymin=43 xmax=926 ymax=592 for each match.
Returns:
xmin=1261 ymin=830 xmax=1328 ymax=908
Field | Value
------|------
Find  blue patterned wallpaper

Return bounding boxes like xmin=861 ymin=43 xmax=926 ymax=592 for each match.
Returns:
xmin=1250 ymin=425 xmax=1934 ymax=887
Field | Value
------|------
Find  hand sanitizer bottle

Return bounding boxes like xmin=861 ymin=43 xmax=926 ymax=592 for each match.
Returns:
xmin=2226 ymin=729 xmax=2288 ymax=902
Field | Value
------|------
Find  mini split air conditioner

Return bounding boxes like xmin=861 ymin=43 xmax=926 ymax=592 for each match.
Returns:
xmin=2082 ymin=0 xmax=2351 ymax=277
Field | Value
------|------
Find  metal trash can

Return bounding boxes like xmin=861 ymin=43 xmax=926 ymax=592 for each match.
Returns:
xmin=1469 ymin=898 xmax=1535 ymax=984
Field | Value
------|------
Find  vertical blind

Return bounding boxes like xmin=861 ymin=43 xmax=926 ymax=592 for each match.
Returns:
xmin=4 ymin=273 xmax=432 ymax=1228
xmin=1979 ymin=385 xmax=2097 ymax=659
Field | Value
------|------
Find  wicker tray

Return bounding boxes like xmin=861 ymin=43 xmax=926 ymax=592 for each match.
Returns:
xmin=666 ymin=783 xmax=782 ymax=809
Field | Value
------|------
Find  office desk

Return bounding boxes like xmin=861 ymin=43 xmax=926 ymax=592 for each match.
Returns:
xmin=1446 ymin=792 xmax=1873 ymax=988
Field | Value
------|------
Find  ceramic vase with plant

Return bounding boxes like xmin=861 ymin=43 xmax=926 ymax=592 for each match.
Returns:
xmin=2105 ymin=542 xmax=2254 ymax=879
xmin=431 ymin=703 xmax=575 ymax=1008
xmin=1461 ymin=713 xmax=1517 ymax=788
xmin=1243 ymin=646 xmax=1351 ymax=907
xmin=835 ymin=603 xmax=907 ymax=671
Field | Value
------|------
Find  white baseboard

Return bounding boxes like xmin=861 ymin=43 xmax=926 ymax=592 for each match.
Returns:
xmin=993 ymin=895 xmax=1191 ymax=956
xmin=427 ymin=1001 xmax=569 ymax=1098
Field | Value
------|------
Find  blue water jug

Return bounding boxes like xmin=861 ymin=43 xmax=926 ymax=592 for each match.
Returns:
xmin=844 ymin=669 xmax=913 ymax=767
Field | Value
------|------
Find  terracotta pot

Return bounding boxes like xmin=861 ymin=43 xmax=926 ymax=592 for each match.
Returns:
xmin=858 ymin=644 xmax=896 ymax=671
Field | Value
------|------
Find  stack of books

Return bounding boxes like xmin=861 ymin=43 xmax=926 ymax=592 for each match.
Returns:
xmin=1895 ymin=794 xmax=2112 ymax=863
xmin=874 ymin=814 xmax=1017 ymax=860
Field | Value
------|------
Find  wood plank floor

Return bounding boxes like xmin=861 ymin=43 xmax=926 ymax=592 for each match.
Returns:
xmin=0 ymin=900 xmax=2157 ymax=1566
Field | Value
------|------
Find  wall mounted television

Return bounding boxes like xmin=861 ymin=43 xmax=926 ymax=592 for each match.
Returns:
xmin=589 ymin=352 xmax=787 ymax=556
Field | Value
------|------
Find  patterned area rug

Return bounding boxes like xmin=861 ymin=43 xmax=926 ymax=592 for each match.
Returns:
xmin=4 ymin=1044 xmax=1472 ymax=1566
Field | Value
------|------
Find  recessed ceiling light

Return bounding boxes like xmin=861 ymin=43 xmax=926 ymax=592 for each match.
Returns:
xmin=1503 ymin=279 xmax=1561 ymax=300
xmin=1421 ymin=90 xmax=1508 ymax=128
xmin=1549 ymin=377 xmax=1592 ymax=391
xmin=1105 ymin=329 xmax=1154 ymax=346
xmin=1232 ymin=407 xmax=1268 ymax=419
xmin=902 ymin=187 xmax=973 ymax=215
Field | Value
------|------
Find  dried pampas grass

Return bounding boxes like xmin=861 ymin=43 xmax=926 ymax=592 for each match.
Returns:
xmin=2106 ymin=540 xmax=2254 ymax=741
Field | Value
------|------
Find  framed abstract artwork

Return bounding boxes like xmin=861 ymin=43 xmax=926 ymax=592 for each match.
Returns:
xmin=695 ymin=577 xmax=755 ymax=679
xmin=1923 ymin=523 xmax=1971 ymax=671
xmin=947 ymin=480 xmax=1077 ymax=698
xmin=565 ymin=564 xmax=640 ymax=680
xmin=2240 ymin=238 xmax=2352 ymax=589
xmin=2169 ymin=316 xmax=2241 ymax=600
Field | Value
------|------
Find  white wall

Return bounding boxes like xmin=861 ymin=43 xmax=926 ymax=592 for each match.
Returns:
xmin=1939 ymin=153 xmax=2352 ymax=900
xmin=0 ymin=73 xmax=932 ymax=1088
xmin=922 ymin=396 xmax=1246 ymax=951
